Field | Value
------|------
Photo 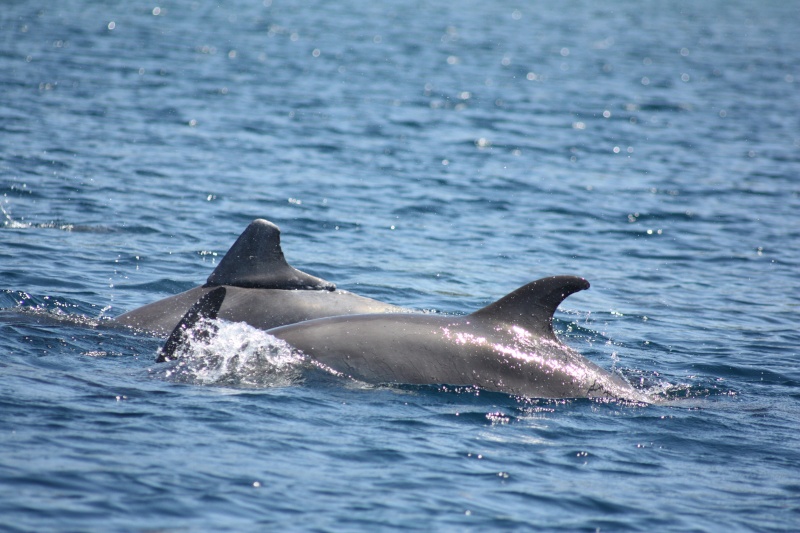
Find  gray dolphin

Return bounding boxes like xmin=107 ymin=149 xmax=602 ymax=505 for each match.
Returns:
xmin=160 ymin=277 xmax=643 ymax=401
xmin=113 ymin=219 xmax=404 ymax=335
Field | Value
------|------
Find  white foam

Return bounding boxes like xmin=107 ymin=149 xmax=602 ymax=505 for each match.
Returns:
xmin=160 ymin=319 xmax=307 ymax=388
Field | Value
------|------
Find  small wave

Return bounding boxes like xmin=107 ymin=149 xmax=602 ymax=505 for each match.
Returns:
xmin=0 ymin=290 xmax=105 ymax=328
xmin=621 ymin=367 xmax=737 ymax=404
xmin=1 ymin=204 xmax=124 ymax=233
xmin=154 ymin=320 xmax=311 ymax=388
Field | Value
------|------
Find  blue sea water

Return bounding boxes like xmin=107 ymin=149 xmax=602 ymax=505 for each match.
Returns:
xmin=2 ymin=0 xmax=799 ymax=530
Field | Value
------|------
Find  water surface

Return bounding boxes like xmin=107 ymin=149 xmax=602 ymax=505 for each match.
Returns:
xmin=1 ymin=1 xmax=799 ymax=531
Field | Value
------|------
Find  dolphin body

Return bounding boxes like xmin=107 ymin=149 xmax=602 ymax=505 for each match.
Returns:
xmin=113 ymin=219 xmax=405 ymax=335
xmin=160 ymin=276 xmax=642 ymax=401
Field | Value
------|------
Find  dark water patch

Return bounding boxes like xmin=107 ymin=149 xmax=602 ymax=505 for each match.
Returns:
xmin=689 ymin=363 xmax=792 ymax=385
xmin=114 ymin=279 xmax=196 ymax=295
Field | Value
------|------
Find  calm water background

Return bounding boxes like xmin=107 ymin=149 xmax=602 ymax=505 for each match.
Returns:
xmin=2 ymin=1 xmax=799 ymax=530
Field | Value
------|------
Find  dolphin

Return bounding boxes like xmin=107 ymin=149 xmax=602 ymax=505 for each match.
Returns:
xmin=113 ymin=219 xmax=405 ymax=335
xmin=159 ymin=276 xmax=643 ymax=401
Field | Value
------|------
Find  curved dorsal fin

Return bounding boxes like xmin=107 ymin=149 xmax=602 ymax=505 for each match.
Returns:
xmin=470 ymin=276 xmax=589 ymax=338
xmin=205 ymin=219 xmax=336 ymax=291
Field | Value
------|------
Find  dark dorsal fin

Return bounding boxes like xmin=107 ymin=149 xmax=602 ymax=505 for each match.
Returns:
xmin=205 ymin=219 xmax=335 ymax=291
xmin=470 ymin=276 xmax=590 ymax=339
xmin=158 ymin=287 xmax=226 ymax=362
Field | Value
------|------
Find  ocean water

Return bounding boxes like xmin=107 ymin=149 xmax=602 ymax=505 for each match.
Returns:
xmin=2 ymin=0 xmax=799 ymax=530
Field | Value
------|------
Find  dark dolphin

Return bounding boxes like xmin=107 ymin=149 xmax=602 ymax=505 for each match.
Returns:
xmin=113 ymin=219 xmax=405 ymax=335
xmin=159 ymin=276 xmax=643 ymax=401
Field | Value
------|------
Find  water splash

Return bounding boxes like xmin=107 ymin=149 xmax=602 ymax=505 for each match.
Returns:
xmin=156 ymin=319 xmax=308 ymax=388
xmin=1 ymin=204 xmax=30 ymax=229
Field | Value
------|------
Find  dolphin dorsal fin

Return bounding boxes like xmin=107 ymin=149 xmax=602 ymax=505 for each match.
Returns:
xmin=205 ymin=219 xmax=335 ymax=291
xmin=158 ymin=286 xmax=226 ymax=363
xmin=470 ymin=276 xmax=590 ymax=338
